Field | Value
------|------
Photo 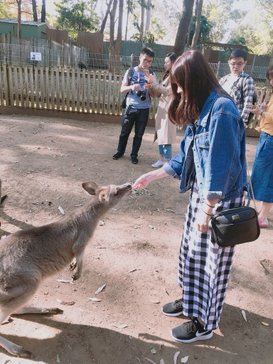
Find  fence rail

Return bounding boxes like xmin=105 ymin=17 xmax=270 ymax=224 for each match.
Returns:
xmin=0 ymin=65 xmax=160 ymax=117
xmin=0 ymin=65 xmax=271 ymax=126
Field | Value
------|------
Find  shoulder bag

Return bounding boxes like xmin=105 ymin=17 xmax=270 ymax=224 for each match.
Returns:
xmin=211 ymin=205 xmax=260 ymax=247
xmin=210 ymin=162 xmax=260 ymax=247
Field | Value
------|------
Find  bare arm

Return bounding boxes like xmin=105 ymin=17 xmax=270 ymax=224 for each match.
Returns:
xmin=120 ymin=83 xmax=141 ymax=94
xmin=133 ymin=167 xmax=169 ymax=189
xmin=133 ymin=168 xmax=219 ymax=233
xmin=248 ymin=103 xmax=273 ymax=124
xmin=197 ymin=198 xmax=220 ymax=233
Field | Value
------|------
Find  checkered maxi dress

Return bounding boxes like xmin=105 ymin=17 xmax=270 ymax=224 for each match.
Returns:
xmin=178 ymin=182 xmax=244 ymax=331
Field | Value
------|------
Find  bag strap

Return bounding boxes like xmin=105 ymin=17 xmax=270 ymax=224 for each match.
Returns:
xmin=246 ymin=158 xmax=258 ymax=210
xmin=127 ymin=67 xmax=134 ymax=85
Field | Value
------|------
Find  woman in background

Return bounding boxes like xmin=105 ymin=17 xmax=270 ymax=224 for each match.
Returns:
xmin=249 ymin=65 xmax=273 ymax=228
xmin=148 ymin=52 xmax=177 ymax=168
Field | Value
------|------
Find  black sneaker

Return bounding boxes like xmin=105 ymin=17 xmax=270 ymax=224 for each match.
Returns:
xmin=162 ymin=299 xmax=183 ymax=317
xmin=171 ymin=318 xmax=213 ymax=343
xmin=113 ymin=152 xmax=123 ymax=160
xmin=131 ymin=156 xmax=138 ymax=164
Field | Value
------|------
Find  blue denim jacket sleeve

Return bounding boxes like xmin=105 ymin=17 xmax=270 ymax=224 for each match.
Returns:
xmin=163 ymin=92 xmax=247 ymax=200
xmin=163 ymin=126 xmax=193 ymax=177
xmin=196 ymin=96 xmax=246 ymax=199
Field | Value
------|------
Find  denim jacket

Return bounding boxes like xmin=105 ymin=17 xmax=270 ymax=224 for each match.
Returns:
xmin=163 ymin=90 xmax=247 ymax=200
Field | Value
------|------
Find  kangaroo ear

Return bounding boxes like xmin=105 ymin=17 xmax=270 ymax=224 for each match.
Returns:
xmin=82 ymin=182 xmax=98 ymax=195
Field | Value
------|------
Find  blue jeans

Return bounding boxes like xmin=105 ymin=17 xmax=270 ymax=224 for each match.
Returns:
xmin=159 ymin=144 xmax=172 ymax=160
xmin=116 ymin=106 xmax=149 ymax=158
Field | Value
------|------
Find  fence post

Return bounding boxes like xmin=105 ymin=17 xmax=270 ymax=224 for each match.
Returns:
xmin=216 ymin=61 xmax=221 ymax=78
xmin=251 ymin=55 xmax=256 ymax=75
xmin=5 ymin=64 xmax=11 ymax=106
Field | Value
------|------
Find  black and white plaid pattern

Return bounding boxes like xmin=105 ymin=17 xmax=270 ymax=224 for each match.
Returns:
xmin=219 ymin=72 xmax=256 ymax=125
xmin=178 ymin=183 xmax=244 ymax=331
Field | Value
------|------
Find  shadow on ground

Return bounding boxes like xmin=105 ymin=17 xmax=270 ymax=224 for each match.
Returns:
xmin=1 ymin=303 xmax=272 ymax=364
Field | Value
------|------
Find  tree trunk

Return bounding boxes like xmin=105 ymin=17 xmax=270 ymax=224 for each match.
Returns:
xmin=100 ymin=0 xmax=114 ymax=34
xmin=173 ymin=0 xmax=195 ymax=55
xmin=109 ymin=0 xmax=118 ymax=73
xmin=117 ymin=0 xmax=123 ymax=45
xmin=125 ymin=1 xmax=129 ymax=41
xmin=32 ymin=0 xmax=38 ymax=22
xmin=16 ymin=0 xmax=22 ymax=40
xmin=191 ymin=0 xmax=203 ymax=48
xmin=144 ymin=0 xmax=151 ymax=34
xmin=140 ymin=0 xmax=145 ymax=43
xmin=115 ymin=0 xmax=124 ymax=72
xmin=41 ymin=0 xmax=46 ymax=22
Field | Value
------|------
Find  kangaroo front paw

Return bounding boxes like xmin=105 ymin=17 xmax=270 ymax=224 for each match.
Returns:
xmin=72 ymin=271 xmax=81 ymax=281
xmin=69 ymin=259 xmax=77 ymax=271
xmin=41 ymin=307 xmax=64 ymax=315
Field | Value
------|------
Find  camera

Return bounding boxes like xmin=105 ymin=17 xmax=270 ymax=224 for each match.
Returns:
xmin=137 ymin=90 xmax=146 ymax=101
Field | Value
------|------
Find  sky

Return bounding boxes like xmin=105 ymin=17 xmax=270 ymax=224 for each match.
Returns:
xmin=47 ymin=0 xmax=57 ymax=17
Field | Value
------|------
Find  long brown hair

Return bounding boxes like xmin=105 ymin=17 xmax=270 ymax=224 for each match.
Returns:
xmin=163 ymin=52 xmax=177 ymax=81
xmin=168 ymin=49 xmax=224 ymax=126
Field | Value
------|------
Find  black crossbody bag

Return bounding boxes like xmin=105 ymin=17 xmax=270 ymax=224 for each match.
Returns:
xmin=210 ymin=156 xmax=260 ymax=247
xmin=210 ymin=204 xmax=260 ymax=247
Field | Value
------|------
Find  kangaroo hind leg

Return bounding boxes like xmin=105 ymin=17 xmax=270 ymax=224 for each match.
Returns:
xmin=0 ymin=306 xmax=32 ymax=358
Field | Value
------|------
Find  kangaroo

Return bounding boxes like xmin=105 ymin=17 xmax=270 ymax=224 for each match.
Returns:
xmin=0 ymin=181 xmax=132 ymax=358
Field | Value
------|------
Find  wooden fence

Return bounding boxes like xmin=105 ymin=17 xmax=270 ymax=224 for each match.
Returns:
xmin=0 ymin=65 xmax=159 ymax=118
xmin=0 ymin=65 xmax=271 ymax=126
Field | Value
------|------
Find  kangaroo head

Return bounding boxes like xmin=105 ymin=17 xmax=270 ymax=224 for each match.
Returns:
xmin=82 ymin=181 xmax=132 ymax=205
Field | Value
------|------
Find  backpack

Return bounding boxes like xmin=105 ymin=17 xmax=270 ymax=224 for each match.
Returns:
xmin=121 ymin=68 xmax=134 ymax=109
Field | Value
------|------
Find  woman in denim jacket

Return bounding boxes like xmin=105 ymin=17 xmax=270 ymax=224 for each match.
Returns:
xmin=133 ymin=50 xmax=247 ymax=343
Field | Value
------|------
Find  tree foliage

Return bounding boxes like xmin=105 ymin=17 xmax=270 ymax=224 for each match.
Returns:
xmin=203 ymin=0 xmax=239 ymax=42
xmin=55 ymin=0 xmax=99 ymax=38
xmin=257 ymin=0 xmax=273 ymax=17
xmin=188 ymin=15 xmax=212 ymax=47
xmin=0 ymin=1 xmax=13 ymax=18
xmin=1 ymin=0 xmax=33 ymax=20
xmin=127 ymin=0 xmax=165 ymax=44
xmin=227 ymin=1 xmax=273 ymax=55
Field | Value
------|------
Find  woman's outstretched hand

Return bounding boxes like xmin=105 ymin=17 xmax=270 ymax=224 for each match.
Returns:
xmin=133 ymin=167 xmax=169 ymax=190
xmin=133 ymin=174 xmax=151 ymax=189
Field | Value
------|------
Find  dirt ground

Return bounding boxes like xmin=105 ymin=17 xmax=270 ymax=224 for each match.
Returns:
xmin=0 ymin=113 xmax=272 ymax=364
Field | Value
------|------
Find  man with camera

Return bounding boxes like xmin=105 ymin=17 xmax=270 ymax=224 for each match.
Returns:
xmin=112 ymin=47 xmax=156 ymax=164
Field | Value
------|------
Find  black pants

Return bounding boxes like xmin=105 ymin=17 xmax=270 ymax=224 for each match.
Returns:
xmin=116 ymin=106 xmax=149 ymax=158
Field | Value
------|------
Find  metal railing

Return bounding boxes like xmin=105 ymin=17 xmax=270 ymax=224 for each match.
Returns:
xmin=0 ymin=42 xmax=269 ymax=82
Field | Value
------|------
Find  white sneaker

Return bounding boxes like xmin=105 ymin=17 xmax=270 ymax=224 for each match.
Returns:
xmin=152 ymin=160 xmax=164 ymax=168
